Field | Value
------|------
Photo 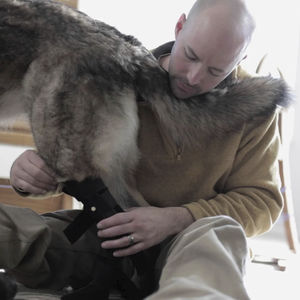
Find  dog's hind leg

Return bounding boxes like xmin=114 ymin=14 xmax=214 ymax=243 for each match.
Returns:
xmin=26 ymin=60 xmax=140 ymax=209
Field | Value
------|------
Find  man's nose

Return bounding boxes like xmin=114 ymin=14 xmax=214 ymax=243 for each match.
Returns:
xmin=187 ymin=64 xmax=205 ymax=86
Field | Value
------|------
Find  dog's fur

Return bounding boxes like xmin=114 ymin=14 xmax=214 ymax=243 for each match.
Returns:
xmin=0 ymin=0 xmax=291 ymax=208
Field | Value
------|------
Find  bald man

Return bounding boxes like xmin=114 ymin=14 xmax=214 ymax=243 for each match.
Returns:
xmin=4 ymin=0 xmax=287 ymax=299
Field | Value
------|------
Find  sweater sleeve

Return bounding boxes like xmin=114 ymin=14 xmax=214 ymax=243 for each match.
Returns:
xmin=183 ymin=112 xmax=283 ymax=237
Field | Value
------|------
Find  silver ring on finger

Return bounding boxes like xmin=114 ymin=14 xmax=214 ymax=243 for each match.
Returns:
xmin=128 ymin=234 xmax=135 ymax=245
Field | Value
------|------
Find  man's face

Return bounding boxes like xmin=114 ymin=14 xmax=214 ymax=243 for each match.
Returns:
xmin=168 ymin=12 xmax=247 ymax=99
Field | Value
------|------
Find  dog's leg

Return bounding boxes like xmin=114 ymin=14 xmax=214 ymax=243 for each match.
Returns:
xmin=25 ymin=59 xmax=140 ymax=209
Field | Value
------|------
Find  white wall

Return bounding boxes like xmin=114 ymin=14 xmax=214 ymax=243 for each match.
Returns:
xmin=78 ymin=0 xmax=195 ymax=49
xmin=0 ymin=145 xmax=31 ymax=179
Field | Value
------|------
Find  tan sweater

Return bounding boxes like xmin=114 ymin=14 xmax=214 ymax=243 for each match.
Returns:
xmin=135 ymin=100 xmax=282 ymax=237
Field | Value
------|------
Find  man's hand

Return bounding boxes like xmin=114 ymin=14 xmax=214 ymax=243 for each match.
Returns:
xmin=10 ymin=149 xmax=58 ymax=195
xmin=97 ymin=206 xmax=194 ymax=257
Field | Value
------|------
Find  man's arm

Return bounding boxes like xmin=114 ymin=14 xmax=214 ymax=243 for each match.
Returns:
xmin=183 ymin=111 xmax=283 ymax=237
xmin=97 ymin=112 xmax=283 ymax=256
xmin=97 ymin=205 xmax=194 ymax=257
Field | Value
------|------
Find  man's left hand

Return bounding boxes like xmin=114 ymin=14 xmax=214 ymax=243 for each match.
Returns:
xmin=96 ymin=206 xmax=194 ymax=257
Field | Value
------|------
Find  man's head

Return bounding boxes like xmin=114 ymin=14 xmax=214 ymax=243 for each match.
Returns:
xmin=164 ymin=0 xmax=255 ymax=99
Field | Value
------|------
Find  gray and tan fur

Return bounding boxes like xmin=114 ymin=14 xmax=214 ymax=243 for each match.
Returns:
xmin=0 ymin=0 xmax=291 ymax=208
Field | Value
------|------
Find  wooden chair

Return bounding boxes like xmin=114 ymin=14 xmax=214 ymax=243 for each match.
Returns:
xmin=256 ymin=55 xmax=299 ymax=253
xmin=278 ymin=111 xmax=299 ymax=253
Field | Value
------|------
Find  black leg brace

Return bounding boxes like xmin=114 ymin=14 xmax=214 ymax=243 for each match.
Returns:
xmin=61 ymin=178 xmax=159 ymax=300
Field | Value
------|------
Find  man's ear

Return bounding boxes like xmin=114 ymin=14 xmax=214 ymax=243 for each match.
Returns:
xmin=175 ymin=13 xmax=187 ymax=38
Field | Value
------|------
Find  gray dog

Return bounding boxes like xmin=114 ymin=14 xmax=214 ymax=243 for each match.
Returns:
xmin=0 ymin=0 xmax=291 ymax=208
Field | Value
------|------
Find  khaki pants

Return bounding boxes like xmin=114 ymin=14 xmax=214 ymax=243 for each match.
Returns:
xmin=0 ymin=203 xmax=250 ymax=299
xmin=147 ymin=216 xmax=250 ymax=300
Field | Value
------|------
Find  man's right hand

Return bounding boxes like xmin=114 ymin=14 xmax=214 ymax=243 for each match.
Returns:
xmin=10 ymin=149 xmax=58 ymax=195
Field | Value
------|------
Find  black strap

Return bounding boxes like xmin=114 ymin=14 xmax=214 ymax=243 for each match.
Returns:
xmin=62 ymin=178 xmax=159 ymax=299
xmin=63 ymin=178 xmax=122 ymax=244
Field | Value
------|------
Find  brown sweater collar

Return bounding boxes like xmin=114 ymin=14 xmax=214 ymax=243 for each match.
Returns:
xmin=151 ymin=41 xmax=174 ymax=59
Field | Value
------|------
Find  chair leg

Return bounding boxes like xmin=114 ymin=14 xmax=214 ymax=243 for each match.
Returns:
xmin=279 ymin=160 xmax=299 ymax=253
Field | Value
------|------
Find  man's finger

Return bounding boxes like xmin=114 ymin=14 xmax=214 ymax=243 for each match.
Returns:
xmin=97 ymin=212 xmax=133 ymax=229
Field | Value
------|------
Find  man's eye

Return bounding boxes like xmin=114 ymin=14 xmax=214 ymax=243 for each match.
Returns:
xmin=185 ymin=51 xmax=197 ymax=61
xmin=209 ymin=71 xmax=221 ymax=77
xmin=209 ymin=69 xmax=222 ymax=77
